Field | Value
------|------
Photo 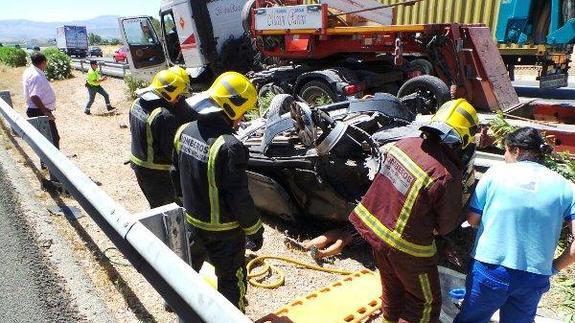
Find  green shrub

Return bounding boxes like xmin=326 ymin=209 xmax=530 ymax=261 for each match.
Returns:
xmin=0 ymin=47 xmax=27 ymax=67
xmin=42 ymin=47 xmax=72 ymax=80
xmin=124 ymin=75 xmax=149 ymax=99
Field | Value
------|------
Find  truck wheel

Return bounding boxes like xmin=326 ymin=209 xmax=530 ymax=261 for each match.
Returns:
xmin=397 ymin=75 xmax=450 ymax=114
xmin=409 ymin=58 xmax=434 ymax=75
xmin=298 ymin=80 xmax=336 ymax=107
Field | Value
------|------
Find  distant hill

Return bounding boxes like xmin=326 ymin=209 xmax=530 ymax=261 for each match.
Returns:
xmin=0 ymin=16 xmax=121 ymax=43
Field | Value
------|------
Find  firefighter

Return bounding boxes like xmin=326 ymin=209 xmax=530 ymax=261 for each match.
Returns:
xmin=129 ymin=66 xmax=196 ymax=208
xmin=171 ymin=71 xmax=263 ymax=312
xmin=349 ymin=99 xmax=479 ymax=323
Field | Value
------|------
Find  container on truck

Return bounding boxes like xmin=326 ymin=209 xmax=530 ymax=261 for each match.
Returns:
xmin=381 ymin=0 xmax=575 ymax=89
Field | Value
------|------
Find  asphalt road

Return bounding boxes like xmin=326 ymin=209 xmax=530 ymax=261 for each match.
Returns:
xmin=0 ymin=168 xmax=81 ymax=322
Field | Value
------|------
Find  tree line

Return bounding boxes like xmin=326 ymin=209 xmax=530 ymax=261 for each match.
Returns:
xmin=88 ymin=33 xmax=121 ymax=46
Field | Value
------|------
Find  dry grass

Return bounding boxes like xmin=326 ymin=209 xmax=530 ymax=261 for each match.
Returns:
xmin=1 ymin=62 xmax=574 ymax=322
xmin=98 ymin=45 xmax=120 ymax=58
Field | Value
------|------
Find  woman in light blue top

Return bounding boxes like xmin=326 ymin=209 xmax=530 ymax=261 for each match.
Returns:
xmin=455 ymin=127 xmax=575 ymax=323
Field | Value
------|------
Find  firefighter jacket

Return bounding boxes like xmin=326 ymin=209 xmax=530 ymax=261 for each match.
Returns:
xmin=349 ymin=137 xmax=464 ymax=258
xmin=171 ymin=112 xmax=262 ymax=238
xmin=129 ymin=93 xmax=196 ymax=171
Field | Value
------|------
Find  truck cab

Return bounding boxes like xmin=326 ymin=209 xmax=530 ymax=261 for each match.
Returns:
xmin=118 ymin=0 xmax=248 ymax=87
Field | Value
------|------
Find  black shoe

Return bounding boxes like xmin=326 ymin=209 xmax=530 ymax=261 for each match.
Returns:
xmin=106 ymin=106 xmax=116 ymax=112
xmin=84 ymin=110 xmax=91 ymax=115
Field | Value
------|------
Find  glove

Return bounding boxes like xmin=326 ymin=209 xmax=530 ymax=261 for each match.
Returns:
xmin=246 ymin=227 xmax=264 ymax=252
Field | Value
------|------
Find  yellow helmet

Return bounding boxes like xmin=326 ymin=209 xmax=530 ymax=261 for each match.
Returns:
xmin=420 ymin=99 xmax=479 ymax=148
xmin=148 ymin=68 xmax=189 ymax=103
xmin=206 ymin=71 xmax=257 ymax=121
xmin=168 ymin=66 xmax=190 ymax=85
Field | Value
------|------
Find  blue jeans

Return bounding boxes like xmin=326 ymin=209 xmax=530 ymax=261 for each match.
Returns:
xmin=85 ymin=85 xmax=110 ymax=112
xmin=454 ymin=260 xmax=550 ymax=323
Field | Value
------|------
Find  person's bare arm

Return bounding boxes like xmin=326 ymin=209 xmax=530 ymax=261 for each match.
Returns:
xmin=467 ymin=211 xmax=482 ymax=229
xmin=30 ymin=96 xmax=55 ymax=120
xmin=553 ymin=220 xmax=575 ymax=271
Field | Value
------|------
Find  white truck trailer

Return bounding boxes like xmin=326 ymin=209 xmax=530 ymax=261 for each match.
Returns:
xmin=56 ymin=25 xmax=89 ymax=58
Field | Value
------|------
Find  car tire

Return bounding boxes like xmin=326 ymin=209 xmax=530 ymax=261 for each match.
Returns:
xmin=397 ymin=75 xmax=450 ymax=114
xmin=264 ymin=93 xmax=294 ymax=118
xmin=298 ymin=80 xmax=337 ymax=107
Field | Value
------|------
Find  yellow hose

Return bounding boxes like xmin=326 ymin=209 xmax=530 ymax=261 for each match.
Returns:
xmin=246 ymin=255 xmax=355 ymax=289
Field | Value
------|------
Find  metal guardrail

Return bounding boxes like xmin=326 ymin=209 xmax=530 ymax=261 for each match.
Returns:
xmin=0 ymin=92 xmax=251 ymax=323
xmin=71 ymin=59 xmax=130 ymax=78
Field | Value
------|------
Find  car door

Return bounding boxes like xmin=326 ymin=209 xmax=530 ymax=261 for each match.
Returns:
xmin=118 ymin=16 xmax=167 ymax=81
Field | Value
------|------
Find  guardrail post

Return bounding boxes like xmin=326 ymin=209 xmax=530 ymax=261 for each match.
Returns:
xmin=0 ymin=90 xmax=12 ymax=108
xmin=80 ymin=59 xmax=84 ymax=71
xmin=26 ymin=116 xmax=54 ymax=144
xmin=0 ymin=91 xmax=16 ymax=135
xmin=136 ymin=204 xmax=190 ymax=264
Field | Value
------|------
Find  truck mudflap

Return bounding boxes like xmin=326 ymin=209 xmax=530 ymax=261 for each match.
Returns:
xmin=465 ymin=27 xmax=520 ymax=111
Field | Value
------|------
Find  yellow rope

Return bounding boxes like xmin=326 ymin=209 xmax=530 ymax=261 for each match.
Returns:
xmin=246 ymin=255 xmax=355 ymax=289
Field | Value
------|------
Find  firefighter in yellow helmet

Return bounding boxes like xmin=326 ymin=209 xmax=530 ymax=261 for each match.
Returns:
xmin=349 ymin=99 xmax=479 ymax=323
xmin=129 ymin=66 xmax=196 ymax=208
xmin=171 ymin=71 xmax=263 ymax=312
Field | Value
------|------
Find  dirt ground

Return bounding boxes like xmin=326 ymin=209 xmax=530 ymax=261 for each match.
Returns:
xmin=0 ymin=63 xmax=573 ymax=322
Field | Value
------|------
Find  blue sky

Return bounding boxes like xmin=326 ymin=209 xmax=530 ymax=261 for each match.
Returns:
xmin=0 ymin=0 xmax=160 ymax=22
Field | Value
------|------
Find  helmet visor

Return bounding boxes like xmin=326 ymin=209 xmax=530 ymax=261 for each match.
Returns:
xmin=420 ymin=122 xmax=463 ymax=145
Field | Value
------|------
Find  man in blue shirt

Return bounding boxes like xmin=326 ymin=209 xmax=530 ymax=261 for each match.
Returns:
xmin=455 ymin=127 xmax=575 ymax=323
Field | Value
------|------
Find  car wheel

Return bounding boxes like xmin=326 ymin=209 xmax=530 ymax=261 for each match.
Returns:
xmin=298 ymin=80 xmax=336 ymax=107
xmin=397 ymin=75 xmax=450 ymax=115
xmin=264 ymin=93 xmax=294 ymax=118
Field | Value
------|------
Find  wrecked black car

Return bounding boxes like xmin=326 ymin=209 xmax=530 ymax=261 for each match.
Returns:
xmin=238 ymin=93 xmax=476 ymax=225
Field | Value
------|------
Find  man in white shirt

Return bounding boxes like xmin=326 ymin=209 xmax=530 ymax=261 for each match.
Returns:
xmin=22 ymin=52 xmax=59 ymax=149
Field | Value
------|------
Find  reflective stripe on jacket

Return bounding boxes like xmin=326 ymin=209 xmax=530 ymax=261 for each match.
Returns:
xmin=129 ymin=96 xmax=173 ymax=171
xmin=349 ymin=137 xmax=464 ymax=258
xmin=171 ymin=113 xmax=262 ymax=237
